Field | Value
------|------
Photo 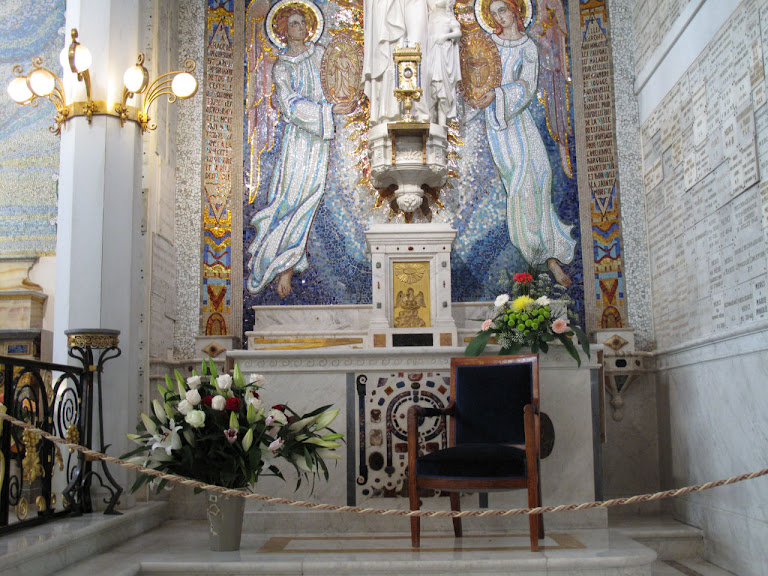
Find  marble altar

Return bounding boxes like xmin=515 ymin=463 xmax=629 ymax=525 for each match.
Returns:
xmin=228 ymin=343 xmax=605 ymax=531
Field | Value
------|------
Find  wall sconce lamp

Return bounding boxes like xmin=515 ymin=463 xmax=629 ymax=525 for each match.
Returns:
xmin=7 ymin=28 xmax=198 ymax=135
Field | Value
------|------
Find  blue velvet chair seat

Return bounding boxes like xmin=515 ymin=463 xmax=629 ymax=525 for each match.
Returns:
xmin=416 ymin=443 xmax=527 ymax=479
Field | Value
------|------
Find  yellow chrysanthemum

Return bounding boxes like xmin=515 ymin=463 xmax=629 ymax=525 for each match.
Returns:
xmin=511 ymin=295 xmax=534 ymax=312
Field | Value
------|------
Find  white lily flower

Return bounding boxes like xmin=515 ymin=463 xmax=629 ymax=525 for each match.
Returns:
xmin=151 ymin=424 xmax=182 ymax=455
xmin=266 ymin=408 xmax=288 ymax=426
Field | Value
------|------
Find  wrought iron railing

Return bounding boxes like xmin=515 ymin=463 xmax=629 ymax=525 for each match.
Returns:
xmin=0 ymin=329 xmax=123 ymax=534
xmin=0 ymin=355 xmax=84 ymax=533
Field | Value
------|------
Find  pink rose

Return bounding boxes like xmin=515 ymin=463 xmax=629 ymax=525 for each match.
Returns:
xmin=552 ymin=317 xmax=568 ymax=334
xmin=482 ymin=319 xmax=492 ymax=331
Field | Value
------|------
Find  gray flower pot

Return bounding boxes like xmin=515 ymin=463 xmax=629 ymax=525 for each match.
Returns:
xmin=206 ymin=492 xmax=246 ymax=551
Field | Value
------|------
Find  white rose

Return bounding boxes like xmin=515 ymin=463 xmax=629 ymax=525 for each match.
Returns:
xmin=249 ymin=373 xmax=266 ymax=386
xmin=185 ymin=410 xmax=206 ymax=429
xmin=216 ymin=374 xmax=233 ymax=391
xmin=186 ymin=375 xmax=202 ymax=389
xmin=185 ymin=388 xmax=201 ymax=406
xmin=177 ymin=399 xmax=193 ymax=415
xmin=495 ymin=293 xmax=510 ymax=308
xmin=211 ymin=395 xmax=226 ymax=411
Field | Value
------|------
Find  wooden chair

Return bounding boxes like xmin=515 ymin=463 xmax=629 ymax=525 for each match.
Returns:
xmin=407 ymin=354 xmax=543 ymax=550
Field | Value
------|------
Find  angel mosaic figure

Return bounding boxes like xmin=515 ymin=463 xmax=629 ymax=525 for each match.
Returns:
xmin=246 ymin=0 xmax=342 ymax=298
xmin=473 ymin=0 xmax=576 ymax=285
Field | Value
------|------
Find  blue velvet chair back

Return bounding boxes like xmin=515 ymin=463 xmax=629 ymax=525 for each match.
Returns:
xmin=452 ymin=358 xmax=536 ymax=446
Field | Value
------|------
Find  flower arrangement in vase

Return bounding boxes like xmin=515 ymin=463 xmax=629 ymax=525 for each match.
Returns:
xmin=123 ymin=360 xmax=343 ymax=550
xmin=124 ymin=359 xmax=342 ymax=492
xmin=466 ymin=270 xmax=591 ymax=366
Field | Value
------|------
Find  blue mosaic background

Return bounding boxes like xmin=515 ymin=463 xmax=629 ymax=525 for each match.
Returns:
xmin=242 ymin=0 xmax=583 ymax=334
xmin=0 ymin=0 xmax=64 ymax=256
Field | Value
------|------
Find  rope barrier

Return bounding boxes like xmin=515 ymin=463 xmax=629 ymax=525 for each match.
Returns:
xmin=2 ymin=411 xmax=767 ymax=518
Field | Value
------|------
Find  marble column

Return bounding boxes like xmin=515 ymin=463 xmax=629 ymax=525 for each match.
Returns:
xmin=53 ymin=0 xmax=145 ymax=497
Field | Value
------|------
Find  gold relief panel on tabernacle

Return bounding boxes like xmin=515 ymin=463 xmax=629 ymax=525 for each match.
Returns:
xmin=392 ymin=261 xmax=430 ymax=328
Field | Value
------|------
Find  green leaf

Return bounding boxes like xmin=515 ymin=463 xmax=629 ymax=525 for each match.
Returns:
xmin=531 ymin=341 xmax=539 ymax=353
xmin=304 ymin=446 xmax=313 ymax=471
xmin=539 ymin=340 xmax=549 ymax=353
xmin=318 ymin=454 xmax=329 ymax=481
xmin=557 ymin=333 xmax=582 ymax=367
xmin=571 ymin=325 xmax=591 ymax=358
xmin=465 ymin=330 xmax=492 ymax=356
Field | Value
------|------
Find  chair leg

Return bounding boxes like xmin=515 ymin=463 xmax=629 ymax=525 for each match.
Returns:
xmin=409 ymin=473 xmax=421 ymax=547
xmin=528 ymin=481 xmax=540 ymax=552
xmin=537 ymin=476 xmax=544 ymax=539
xmin=529 ymin=513 xmax=540 ymax=551
xmin=449 ymin=492 xmax=462 ymax=538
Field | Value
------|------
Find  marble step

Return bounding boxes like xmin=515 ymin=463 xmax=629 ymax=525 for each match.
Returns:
xmin=0 ymin=502 xmax=167 ymax=576
xmin=612 ymin=516 xmax=705 ymax=561
xmin=653 ymin=558 xmax=739 ymax=576
xmin=50 ymin=522 xmax=658 ymax=576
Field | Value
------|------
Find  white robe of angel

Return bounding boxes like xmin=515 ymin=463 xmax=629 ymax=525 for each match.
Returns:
xmin=246 ymin=44 xmax=334 ymax=294
xmin=484 ymin=34 xmax=576 ymax=265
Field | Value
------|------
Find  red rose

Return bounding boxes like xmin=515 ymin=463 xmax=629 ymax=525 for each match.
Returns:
xmin=271 ymin=404 xmax=285 ymax=412
xmin=225 ymin=397 xmax=241 ymax=411
xmin=202 ymin=395 xmax=213 ymax=407
xmin=513 ymin=272 xmax=533 ymax=284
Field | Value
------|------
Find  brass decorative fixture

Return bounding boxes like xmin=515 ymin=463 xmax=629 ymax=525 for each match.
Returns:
xmin=7 ymin=28 xmax=197 ymax=134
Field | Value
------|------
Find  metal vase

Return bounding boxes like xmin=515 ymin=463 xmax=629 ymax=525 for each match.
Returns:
xmin=206 ymin=492 xmax=246 ymax=551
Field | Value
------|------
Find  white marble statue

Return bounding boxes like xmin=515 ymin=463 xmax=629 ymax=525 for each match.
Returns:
xmin=363 ymin=0 xmax=430 ymax=124
xmin=426 ymin=0 xmax=462 ymax=123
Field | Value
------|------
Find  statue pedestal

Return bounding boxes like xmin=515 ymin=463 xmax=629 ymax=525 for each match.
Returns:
xmin=365 ymin=223 xmax=457 ymax=347
xmin=368 ymin=122 xmax=448 ymax=214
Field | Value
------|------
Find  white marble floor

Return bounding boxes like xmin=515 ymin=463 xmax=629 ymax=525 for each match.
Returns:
xmin=0 ymin=504 xmax=739 ymax=576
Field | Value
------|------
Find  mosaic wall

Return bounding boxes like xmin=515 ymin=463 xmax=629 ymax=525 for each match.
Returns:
xmin=0 ymin=0 xmax=64 ymax=256
xmin=578 ymin=0 xmax=628 ymax=329
xmin=202 ymin=0 xmax=236 ymax=336
xmin=354 ymin=370 xmax=450 ymax=499
xmin=239 ymin=0 xmax=587 ymax=338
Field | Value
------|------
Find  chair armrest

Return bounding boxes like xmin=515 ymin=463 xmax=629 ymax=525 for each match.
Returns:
xmin=407 ymin=402 xmax=455 ymax=465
